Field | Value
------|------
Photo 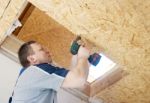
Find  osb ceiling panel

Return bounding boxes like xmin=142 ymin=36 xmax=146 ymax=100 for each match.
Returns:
xmin=0 ymin=0 xmax=26 ymax=43
xmin=17 ymin=7 xmax=75 ymax=68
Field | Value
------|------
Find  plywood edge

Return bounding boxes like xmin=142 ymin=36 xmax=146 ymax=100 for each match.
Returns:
xmin=90 ymin=65 xmax=127 ymax=96
xmin=0 ymin=35 xmax=24 ymax=62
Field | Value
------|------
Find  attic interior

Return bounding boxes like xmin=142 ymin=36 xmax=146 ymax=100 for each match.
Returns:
xmin=0 ymin=0 xmax=149 ymax=103
xmin=11 ymin=3 xmax=124 ymax=97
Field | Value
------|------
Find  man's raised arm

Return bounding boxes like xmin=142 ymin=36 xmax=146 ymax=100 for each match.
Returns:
xmin=62 ymin=46 xmax=90 ymax=88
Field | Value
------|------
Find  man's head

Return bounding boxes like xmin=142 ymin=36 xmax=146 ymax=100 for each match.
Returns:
xmin=18 ymin=41 xmax=52 ymax=68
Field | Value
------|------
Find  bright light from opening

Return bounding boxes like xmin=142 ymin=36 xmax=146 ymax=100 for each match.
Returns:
xmin=87 ymin=53 xmax=116 ymax=83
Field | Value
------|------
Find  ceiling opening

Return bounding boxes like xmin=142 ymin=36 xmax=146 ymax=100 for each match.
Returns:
xmin=87 ymin=53 xmax=117 ymax=83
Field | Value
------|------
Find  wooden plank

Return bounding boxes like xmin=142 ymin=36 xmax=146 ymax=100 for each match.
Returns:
xmin=0 ymin=35 xmax=23 ymax=61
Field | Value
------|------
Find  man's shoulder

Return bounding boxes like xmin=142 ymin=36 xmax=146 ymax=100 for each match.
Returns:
xmin=35 ymin=63 xmax=69 ymax=77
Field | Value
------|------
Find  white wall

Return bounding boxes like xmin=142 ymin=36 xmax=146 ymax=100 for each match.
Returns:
xmin=0 ymin=52 xmax=21 ymax=103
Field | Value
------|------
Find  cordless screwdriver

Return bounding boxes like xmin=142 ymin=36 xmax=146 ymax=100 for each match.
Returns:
xmin=70 ymin=36 xmax=101 ymax=66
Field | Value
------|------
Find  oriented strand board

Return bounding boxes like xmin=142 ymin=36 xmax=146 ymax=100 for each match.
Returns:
xmin=0 ymin=0 xmax=27 ymax=43
xmin=17 ymin=8 xmax=75 ymax=68
xmin=16 ymin=7 xmax=100 ymax=69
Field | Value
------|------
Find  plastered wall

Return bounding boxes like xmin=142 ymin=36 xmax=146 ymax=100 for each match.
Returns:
xmin=0 ymin=0 xmax=150 ymax=103
xmin=0 ymin=51 xmax=21 ymax=103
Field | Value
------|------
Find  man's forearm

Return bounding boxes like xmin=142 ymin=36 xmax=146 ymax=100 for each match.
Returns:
xmin=62 ymin=46 xmax=90 ymax=88
xmin=76 ymin=57 xmax=89 ymax=80
xmin=62 ymin=57 xmax=89 ymax=88
xmin=69 ymin=55 xmax=78 ymax=69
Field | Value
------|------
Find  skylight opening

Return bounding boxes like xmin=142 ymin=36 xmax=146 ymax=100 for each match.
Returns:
xmin=87 ymin=53 xmax=116 ymax=83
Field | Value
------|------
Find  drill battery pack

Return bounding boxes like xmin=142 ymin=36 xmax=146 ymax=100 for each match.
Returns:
xmin=88 ymin=53 xmax=101 ymax=66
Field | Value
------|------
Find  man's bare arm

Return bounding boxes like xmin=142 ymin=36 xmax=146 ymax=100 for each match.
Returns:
xmin=62 ymin=46 xmax=89 ymax=88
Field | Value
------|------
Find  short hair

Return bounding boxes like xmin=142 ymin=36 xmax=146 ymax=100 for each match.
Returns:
xmin=18 ymin=40 xmax=36 ymax=68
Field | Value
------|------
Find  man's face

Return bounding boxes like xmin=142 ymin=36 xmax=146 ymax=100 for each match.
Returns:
xmin=28 ymin=43 xmax=52 ymax=65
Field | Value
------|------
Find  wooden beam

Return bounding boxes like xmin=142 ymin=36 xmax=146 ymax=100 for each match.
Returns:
xmin=0 ymin=35 xmax=23 ymax=62
xmin=90 ymin=65 xmax=127 ymax=96
xmin=13 ymin=3 xmax=35 ymax=36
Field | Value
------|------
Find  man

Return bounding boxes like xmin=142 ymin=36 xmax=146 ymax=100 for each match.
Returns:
xmin=11 ymin=40 xmax=90 ymax=103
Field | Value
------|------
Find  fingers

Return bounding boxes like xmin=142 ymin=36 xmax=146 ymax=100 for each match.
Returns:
xmin=77 ymin=40 xmax=85 ymax=47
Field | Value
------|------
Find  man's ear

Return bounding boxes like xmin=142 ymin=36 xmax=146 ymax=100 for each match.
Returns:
xmin=27 ymin=55 xmax=37 ymax=64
